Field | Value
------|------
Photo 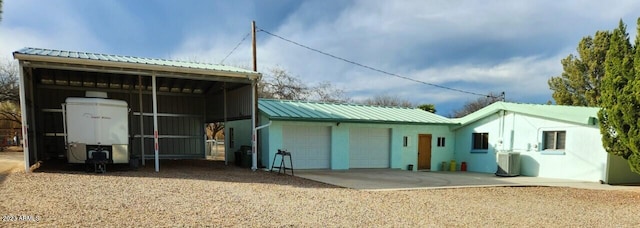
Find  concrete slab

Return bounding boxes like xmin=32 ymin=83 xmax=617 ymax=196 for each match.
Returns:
xmin=295 ymin=169 xmax=640 ymax=191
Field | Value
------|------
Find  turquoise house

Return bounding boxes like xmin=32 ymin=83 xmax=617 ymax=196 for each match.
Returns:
xmin=225 ymin=99 xmax=640 ymax=184
xmin=452 ymin=102 xmax=640 ymax=184
xmin=256 ymin=99 xmax=456 ymax=170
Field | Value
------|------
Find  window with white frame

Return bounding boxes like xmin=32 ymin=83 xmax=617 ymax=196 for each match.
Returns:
xmin=437 ymin=137 xmax=446 ymax=147
xmin=543 ymin=131 xmax=566 ymax=150
xmin=472 ymin=133 xmax=489 ymax=150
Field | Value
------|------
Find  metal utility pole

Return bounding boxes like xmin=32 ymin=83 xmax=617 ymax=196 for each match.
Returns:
xmin=252 ymin=21 xmax=257 ymax=72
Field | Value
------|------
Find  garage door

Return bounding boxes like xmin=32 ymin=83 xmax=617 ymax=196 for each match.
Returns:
xmin=349 ymin=127 xmax=390 ymax=168
xmin=282 ymin=125 xmax=331 ymax=169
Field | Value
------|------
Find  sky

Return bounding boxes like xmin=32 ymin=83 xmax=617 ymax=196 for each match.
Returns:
xmin=2 ymin=0 xmax=640 ymax=116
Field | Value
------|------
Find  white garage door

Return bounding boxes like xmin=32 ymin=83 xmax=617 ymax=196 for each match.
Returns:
xmin=349 ymin=127 xmax=390 ymax=168
xmin=282 ymin=125 xmax=331 ymax=169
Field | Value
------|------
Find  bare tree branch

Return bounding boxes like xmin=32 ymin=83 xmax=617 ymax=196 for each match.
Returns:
xmin=361 ymin=94 xmax=414 ymax=108
xmin=0 ymin=60 xmax=20 ymax=104
xmin=451 ymin=92 xmax=504 ymax=118
xmin=258 ymin=67 xmax=309 ymax=100
xmin=0 ymin=60 xmax=21 ymax=125
xmin=205 ymin=122 xmax=224 ymax=140
xmin=309 ymin=81 xmax=351 ymax=103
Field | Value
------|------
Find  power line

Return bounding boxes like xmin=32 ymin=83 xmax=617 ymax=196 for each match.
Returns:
xmin=220 ymin=32 xmax=251 ymax=64
xmin=257 ymin=27 xmax=499 ymax=99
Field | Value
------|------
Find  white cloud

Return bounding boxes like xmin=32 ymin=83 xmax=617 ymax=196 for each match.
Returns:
xmin=6 ymin=0 xmax=640 ymax=115
xmin=167 ymin=0 xmax=640 ymax=112
xmin=1 ymin=0 xmax=106 ymax=60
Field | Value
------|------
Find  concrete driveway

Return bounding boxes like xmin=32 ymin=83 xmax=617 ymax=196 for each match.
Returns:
xmin=295 ymin=169 xmax=639 ymax=191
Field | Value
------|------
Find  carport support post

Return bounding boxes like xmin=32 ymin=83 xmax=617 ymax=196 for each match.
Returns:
xmin=138 ymin=75 xmax=145 ymax=166
xmin=18 ymin=61 xmax=30 ymax=173
xmin=152 ymin=73 xmax=160 ymax=172
xmin=223 ymin=83 xmax=228 ymax=166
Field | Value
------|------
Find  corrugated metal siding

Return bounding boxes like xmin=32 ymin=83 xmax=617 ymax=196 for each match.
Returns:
xmin=129 ymin=94 xmax=205 ymax=158
xmin=37 ymin=88 xmax=88 ymax=159
xmin=226 ymin=85 xmax=253 ymax=119
xmin=15 ymin=47 xmax=256 ymax=75
xmin=259 ymin=99 xmax=453 ymax=124
xmin=36 ymin=87 xmax=206 ymax=159
xmin=205 ymin=85 xmax=253 ymax=122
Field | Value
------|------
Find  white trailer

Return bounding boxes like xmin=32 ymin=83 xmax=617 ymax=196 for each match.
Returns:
xmin=63 ymin=96 xmax=129 ymax=166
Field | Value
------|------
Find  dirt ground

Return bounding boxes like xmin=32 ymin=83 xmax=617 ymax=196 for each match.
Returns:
xmin=0 ymin=147 xmax=24 ymax=174
xmin=1 ymin=159 xmax=639 ymax=227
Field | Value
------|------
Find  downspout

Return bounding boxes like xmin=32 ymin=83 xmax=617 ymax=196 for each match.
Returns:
xmin=254 ymin=120 xmax=272 ymax=170
xmin=256 ymin=121 xmax=272 ymax=131
xmin=499 ymin=110 xmax=506 ymax=151
xmin=251 ymin=80 xmax=257 ymax=171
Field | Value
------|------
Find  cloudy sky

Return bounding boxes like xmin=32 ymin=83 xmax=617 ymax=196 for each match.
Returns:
xmin=2 ymin=0 xmax=640 ymax=115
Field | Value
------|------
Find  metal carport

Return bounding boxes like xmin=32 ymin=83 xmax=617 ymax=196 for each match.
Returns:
xmin=13 ymin=47 xmax=260 ymax=172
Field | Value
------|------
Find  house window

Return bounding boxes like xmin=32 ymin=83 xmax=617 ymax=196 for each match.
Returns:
xmin=472 ymin=133 xmax=489 ymax=150
xmin=543 ymin=131 xmax=566 ymax=150
xmin=437 ymin=137 xmax=445 ymax=147
xmin=403 ymin=136 xmax=408 ymax=147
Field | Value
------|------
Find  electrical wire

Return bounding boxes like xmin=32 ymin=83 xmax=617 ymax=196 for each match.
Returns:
xmin=220 ymin=32 xmax=251 ymax=64
xmin=257 ymin=27 xmax=500 ymax=99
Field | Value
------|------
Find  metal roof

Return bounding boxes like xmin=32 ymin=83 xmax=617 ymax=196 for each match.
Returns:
xmin=454 ymin=102 xmax=600 ymax=126
xmin=259 ymin=99 xmax=454 ymax=124
xmin=13 ymin=47 xmax=259 ymax=79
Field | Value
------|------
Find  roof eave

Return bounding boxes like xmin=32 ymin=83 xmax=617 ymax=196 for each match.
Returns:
xmin=265 ymin=116 xmax=454 ymax=125
xmin=451 ymin=108 xmax=599 ymax=130
xmin=13 ymin=52 xmax=261 ymax=80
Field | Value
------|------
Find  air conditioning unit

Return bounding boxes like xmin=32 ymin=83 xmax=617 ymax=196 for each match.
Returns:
xmin=496 ymin=151 xmax=520 ymax=177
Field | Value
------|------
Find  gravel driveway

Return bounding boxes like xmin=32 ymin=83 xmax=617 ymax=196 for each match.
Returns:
xmin=1 ymin=160 xmax=639 ymax=227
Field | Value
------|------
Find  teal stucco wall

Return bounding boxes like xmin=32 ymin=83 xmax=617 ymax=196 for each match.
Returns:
xmin=393 ymin=124 xmax=455 ymax=171
xmin=225 ymin=119 xmax=252 ymax=163
xmin=260 ymin=113 xmax=455 ymax=171
xmin=453 ymin=111 xmax=609 ymax=182
xmin=330 ymin=125 xmax=349 ymax=169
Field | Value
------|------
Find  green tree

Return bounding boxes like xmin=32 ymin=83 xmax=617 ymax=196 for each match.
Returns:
xmin=598 ymin=19 xmax=640 ymax=174
xmin=548 ymin=31 xmax=611 ymax=106
xmin=417 ymin=104 xmax=436 ymax=113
